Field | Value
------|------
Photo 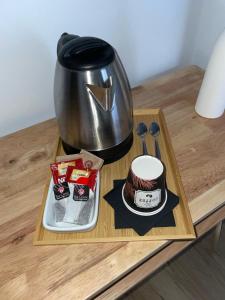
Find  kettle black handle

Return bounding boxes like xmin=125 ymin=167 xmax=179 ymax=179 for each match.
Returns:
xmin=57 ymin=33 xmax=80 ymax=56
xmin=57 ymin=35 xmax=115 ymax=70
xmin=57 ymin=36 xmax=105 ymax=62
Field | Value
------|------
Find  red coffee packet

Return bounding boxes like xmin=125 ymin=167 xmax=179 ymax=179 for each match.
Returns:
xmin=66 ymin=166 xmax=97 ymax=191
xmin=50 ymin=159 xmax=83 ymax=184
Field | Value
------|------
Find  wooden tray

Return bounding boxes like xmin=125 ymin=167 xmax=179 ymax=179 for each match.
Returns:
xmin=33 ymin=109 xmax=195 ymax=245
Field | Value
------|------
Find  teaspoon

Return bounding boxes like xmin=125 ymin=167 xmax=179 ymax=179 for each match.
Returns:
xmin=149 ymin=121 xmax=161 ymax=159
xmin=136 ymin=122 xmax=148 ymax=155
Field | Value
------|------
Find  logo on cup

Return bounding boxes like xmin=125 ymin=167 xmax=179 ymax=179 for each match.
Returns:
xmin=134 ymin=189 xmax=161 ymax=208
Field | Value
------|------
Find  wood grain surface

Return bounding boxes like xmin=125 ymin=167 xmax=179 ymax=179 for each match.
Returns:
xmin=96 ymin=203 xmax=225 ymax=300
xmin=33 ymin=109 xmax=195 ymax=245
xmin=1 ymin=66 xmax=225 ymax=300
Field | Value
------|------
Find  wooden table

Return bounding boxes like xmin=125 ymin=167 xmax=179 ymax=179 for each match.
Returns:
xmin=1 ymin=66 xmax=225 ymax=300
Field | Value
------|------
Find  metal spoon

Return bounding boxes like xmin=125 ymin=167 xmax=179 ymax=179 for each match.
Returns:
xmin=136 ymin=122 xmax=148 ymax=155
xmin=149 ymin=122 xmax=161 ymax=159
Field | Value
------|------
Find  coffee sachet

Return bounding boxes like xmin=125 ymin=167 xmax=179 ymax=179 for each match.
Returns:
xmin=66 ymin=166 xmax=97 ymax=191
xmin=56 ymin=149 xmax=104 ymax=170
xmin=50 ymin=159 xmax=83 ymax=184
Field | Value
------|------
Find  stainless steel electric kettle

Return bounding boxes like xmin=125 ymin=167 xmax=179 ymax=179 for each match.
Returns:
xmin=54 ymin=33 xmax=133 ymax=163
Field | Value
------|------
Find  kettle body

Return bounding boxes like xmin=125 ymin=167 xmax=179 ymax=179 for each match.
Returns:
xmin=54 ymin=33 xmax=133 ymax=162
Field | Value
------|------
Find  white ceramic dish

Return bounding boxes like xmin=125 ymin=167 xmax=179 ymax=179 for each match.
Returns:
xmin=42 ymin=172 xmax=100 ymax=232
xmin=122 ymin=184 xmax=167 ymax=216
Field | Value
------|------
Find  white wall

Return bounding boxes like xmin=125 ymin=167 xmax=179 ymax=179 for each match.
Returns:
xmin=181 ymin=0 xmax=225 ymax=68
xmin=0 ymin=0 xmax=191 ymax=136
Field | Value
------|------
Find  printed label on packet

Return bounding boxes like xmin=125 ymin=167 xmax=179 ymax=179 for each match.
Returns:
xmin=73 ymin=184 xmax=89 ymax=201
xmin=70 ymin=169 xmax=90 ymax=181
xmin=53 ymin=182 xmax=70 ymax=200
xmin=57 ymin=162 xmax=75 ymax=176
xmin=66 ymin=166 xmax=97 ymax=191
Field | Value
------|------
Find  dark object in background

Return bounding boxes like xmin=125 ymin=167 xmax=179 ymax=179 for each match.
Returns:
xmin=54 ymin=33 xmax=133 ymax=163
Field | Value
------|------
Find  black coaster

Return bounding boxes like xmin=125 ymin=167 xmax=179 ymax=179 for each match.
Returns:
xmin=104 ymin=180 xmax=179 ymax=236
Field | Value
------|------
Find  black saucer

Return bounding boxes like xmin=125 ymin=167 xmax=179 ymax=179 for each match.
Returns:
xmin=104 ymin=180 xmax=179 ymax=236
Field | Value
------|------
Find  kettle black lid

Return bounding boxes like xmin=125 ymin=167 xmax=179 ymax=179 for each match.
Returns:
xmin=57 ymin=33 xmax=115 ymax=71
